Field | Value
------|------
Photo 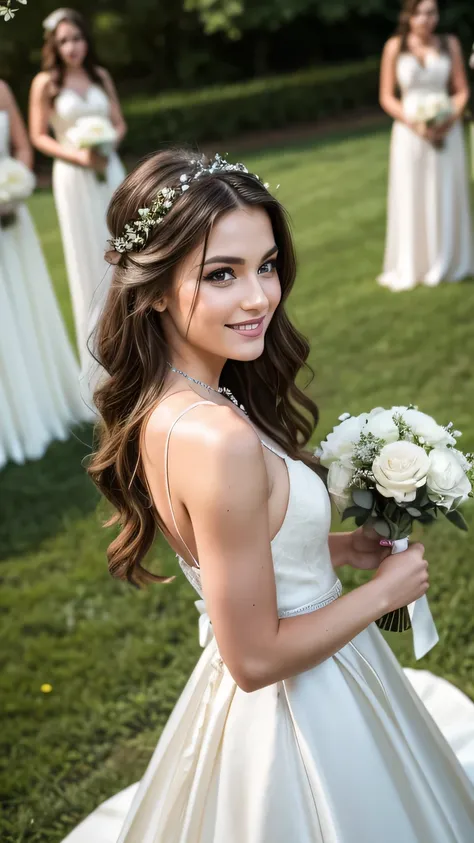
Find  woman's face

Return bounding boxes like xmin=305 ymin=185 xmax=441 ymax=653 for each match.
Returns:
xmin=55 ymin=21 xmax=88 ymax=69
xmin=409 ymin=0 xmax=439 ymax=38
xmin=161 ymin=205 xmax=282 ymax=366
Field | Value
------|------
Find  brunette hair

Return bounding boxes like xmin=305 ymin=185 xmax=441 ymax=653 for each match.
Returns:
xmin=397 ymin=0 xmax=447 ymax=53
xmin=88 ymin=148 xmax=321 ymax=587
xmin=41 ymin=9 xmax=104 ymax=100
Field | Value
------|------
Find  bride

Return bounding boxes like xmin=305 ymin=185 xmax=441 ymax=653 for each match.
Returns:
xmin=29 ymin=7 xmax=126 ymax=401
xmin=63 ymin=150 xmax=473 ymax=842
xmin=0 ymin=80 xmax=92 ymax=470
xmin=378 ymin=0 xmax=474 ymax=291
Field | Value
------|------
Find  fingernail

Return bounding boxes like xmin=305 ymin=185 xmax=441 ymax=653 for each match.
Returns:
xmin=379 ymin=539 xmax=393 ymax=547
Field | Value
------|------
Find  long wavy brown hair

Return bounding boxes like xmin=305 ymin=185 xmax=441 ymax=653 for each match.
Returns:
xmin=88 ymin=148 xmax=321 ymax=587
xmin=41 ymin=9 xmax=104 ymax=101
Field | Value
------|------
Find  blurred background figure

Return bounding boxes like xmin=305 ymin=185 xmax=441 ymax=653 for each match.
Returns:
xmin=378 ymin=0 xmax=473 ymax=292
xmin=29 ymin=7 xmax=126 ymax=392
xmin=0 ymin=80 xmax=91 ymax=470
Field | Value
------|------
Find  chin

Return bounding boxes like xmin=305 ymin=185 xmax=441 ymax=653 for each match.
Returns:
xmin=227 ymin=338 xmax=266 ymax=362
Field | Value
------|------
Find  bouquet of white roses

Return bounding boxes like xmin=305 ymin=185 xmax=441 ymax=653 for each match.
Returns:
xmin=0 ymin=156 xmax=36 ymax=228
xmin=404 ymin=92 xmax=453 ymax=149
xmin=66 ymin=116 xmax=117 ymax=181
xmin=317 ymin=406 xmax=473 ymax=657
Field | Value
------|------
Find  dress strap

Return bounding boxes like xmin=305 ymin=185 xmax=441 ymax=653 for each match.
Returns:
xmin=164 ymin=401 xmax=215 ymax=570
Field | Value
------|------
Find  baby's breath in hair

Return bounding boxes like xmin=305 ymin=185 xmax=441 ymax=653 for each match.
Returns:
xmin=108 ymin=153 xmax=271 ymax=256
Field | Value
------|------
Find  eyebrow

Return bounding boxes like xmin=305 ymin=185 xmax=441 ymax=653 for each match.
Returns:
xmin=202 ymin=244 xmax=278 ymax=267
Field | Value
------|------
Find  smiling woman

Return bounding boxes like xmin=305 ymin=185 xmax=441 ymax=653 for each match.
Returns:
xmin=61 ymin=148 xmax=474 ymax=842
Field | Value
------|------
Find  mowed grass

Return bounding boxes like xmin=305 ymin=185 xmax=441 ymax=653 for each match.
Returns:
xmin=1 ymin=125 xmax=474 ymax=841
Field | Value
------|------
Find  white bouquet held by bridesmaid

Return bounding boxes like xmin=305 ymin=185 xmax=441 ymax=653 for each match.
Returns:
xmin=317 ymin=406 xmax=473 ymax=657
xmin=404 ymin=92 xmax=453 ymax=149
xmin=66 ymin=115 xmax=117 ymax=181
xmin=0 ymin=156 xmax=36 ymax=227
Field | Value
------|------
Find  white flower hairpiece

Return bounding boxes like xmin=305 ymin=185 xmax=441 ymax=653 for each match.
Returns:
xmin=108 ymin=153 xmax=272 ymax=258
xmin=43 ymin=7 xmax=72 ymax=32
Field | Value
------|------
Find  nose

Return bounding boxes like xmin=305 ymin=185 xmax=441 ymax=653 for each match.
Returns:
xmin=240 ymin=273 xmax=269 ymax=313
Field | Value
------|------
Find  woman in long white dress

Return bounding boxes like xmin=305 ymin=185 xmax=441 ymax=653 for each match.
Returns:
xmin=63 ymin=149 xmax=473 ymax=842
xmin=378 ymin=0 xmax=474 ymax=292
xmin=29 ymin=8 xmax=126 ymax=399
xmin=0 ymin=81 xmax=92 ymax=470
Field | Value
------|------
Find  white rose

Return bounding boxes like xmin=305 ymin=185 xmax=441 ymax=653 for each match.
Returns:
xmin=327 ymin=461 xmax=354 ymax=513
xmin=363 ymin=409 xmax=400 ymax=444
xmin=372 ymin=441 xmax=430 ymax=503
xmin=427 ymin=448 xmax=472 ymax=510
xmin=400 ymin=409 xmax=456 ymax=447
xmin=318 ymin=413 xmax=368 ymax=467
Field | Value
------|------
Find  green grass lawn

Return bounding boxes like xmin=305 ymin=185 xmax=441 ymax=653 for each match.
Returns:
xmin=1 ymin=125 xmax=474 ymax=842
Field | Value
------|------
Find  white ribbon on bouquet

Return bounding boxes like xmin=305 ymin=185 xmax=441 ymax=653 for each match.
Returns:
xmin=392 ymin=537 xmax=439 ymax=660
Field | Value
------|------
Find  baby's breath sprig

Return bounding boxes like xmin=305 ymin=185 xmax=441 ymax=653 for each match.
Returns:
xmin=108 ymin=153 xmax=273 ymax=257
xmin=352 ymin=433 xmax=384 ymax=469
xmin=0 ymin=0 xmax=27 ymax=22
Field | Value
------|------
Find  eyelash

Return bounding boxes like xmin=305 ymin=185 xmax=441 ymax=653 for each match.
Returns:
xmin=204 ymin=259 xmax=278 ymax=286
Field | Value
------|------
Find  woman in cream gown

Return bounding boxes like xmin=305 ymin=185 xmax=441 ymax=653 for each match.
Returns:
xmin=61 ymin=148 xmax=474 ymax=842
xmin=29 ymin=8 xmax=126 ymax=402
xmin=0 ymin=81 xmax=92 ymax=469
xmin=378 ymin=0 xmax=474 ymax=291
xmin=62 ymin=426 xmax=474 ymax=843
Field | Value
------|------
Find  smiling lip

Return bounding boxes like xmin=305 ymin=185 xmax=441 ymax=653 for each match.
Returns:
xmin=226 ymin=316 xmax=266 ymax=338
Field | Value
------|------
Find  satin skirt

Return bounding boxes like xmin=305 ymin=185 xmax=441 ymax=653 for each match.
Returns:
xmin=0 ymin=204 xmax=92 ymax=469
xmin=62 ymin=622 xmax=474 ymax=843
xmin=378 ymin=119 xmax=474 ymax=291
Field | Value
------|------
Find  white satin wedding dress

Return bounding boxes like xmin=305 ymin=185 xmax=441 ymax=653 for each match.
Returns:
xmin=0 ymin=110 xmax=92 ymax=470
xmin=50 ymin=83 xmax=125 ymax=401
xmin=62 ymin=402 xmax=474 ymax=842
xmin=378 ymin=49 xmax=474 ymax=291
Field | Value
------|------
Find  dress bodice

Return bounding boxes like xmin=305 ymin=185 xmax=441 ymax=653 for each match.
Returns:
xmin=0 ymin=110 xmax=10 ymax=158
xmin=178 ymin=451 xmax=342 ymax=620
xmin=49 ymin=85 xmax=111 ymax=146
xmin=396 ymin=52 xmax=451 ymax=100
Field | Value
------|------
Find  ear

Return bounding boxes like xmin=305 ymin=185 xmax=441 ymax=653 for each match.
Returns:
xmin=152 ymin=296 xmax=167 ymax=313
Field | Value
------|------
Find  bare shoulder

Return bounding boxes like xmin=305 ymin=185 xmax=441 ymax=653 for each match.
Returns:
xmin=446 ymin=34 xmax=462 ymax=53
xmin=383 ymin=35 xmax=401 ymax=57
xmin=144 ymin=397 xmax=261 ymax=468
xmin=96 ymin=66 xmax=113 ymax=86
xmin=30 ymin=72 xmax=51 ymax=95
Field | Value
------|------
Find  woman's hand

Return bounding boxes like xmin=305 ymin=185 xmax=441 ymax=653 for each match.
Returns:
xmin=76 ymin=148 xmax=108 ymax=172
xmin=347 ymin=526 xmax=393 ymax=571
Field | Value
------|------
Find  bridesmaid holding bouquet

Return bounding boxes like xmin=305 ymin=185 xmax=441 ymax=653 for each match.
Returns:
xmin=29 ymin=8 xmax=127 ymax=398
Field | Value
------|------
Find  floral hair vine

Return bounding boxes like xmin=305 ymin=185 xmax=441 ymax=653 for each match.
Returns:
xmin=105 ymin=153 xmax=277 ymax=263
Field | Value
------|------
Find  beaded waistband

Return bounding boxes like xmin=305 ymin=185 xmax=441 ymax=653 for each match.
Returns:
xmin=278 ymin=579 xmax=343 ymax=618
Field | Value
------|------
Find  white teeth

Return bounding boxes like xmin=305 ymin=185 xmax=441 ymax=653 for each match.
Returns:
xmin=231 ymin=322 xmax=260 ymax=331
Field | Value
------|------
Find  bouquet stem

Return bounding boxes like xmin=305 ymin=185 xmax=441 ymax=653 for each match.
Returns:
xmin=375 ymin=537 xmax=412 ymax=633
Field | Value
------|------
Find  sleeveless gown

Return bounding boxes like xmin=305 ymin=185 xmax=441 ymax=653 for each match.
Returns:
xmin=378 ymin=51 xmax=474 ymax=291
xmin=0 ymin=110 xmax=92 ymax=470
xmin=49 ymin=84 xmax=125 ymax=402
xmin=62 ymin=401 xmax=474 ymax=842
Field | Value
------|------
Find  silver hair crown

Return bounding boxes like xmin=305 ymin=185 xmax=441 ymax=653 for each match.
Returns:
xmin=43 ymin=7 xmax=72 ymax=32
xmin=109 ymin=154 xmax=271 ymax=256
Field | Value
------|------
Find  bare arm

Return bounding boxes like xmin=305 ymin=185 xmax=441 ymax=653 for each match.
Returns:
xmin=156 ymin=405 xmax=419 ymax=693
xmin=97 ymin=68 xmax=127 ymax=144
xmin=379 ymin=37 xmax=407 ymax=123
xmin=29 ymin=73 xmax=87 ymax=166
xmin=1 ymin=81 xmax=32 ymax=169
xmin=447 ymin=35 xmax=470 ymax=119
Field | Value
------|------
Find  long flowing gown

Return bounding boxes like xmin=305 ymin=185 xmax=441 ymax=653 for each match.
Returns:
xmin=0 ymin=110 xmax=93 ymax=470
xmin=61 ymin=400 xmax=474 ymax=842
xmin=49 ymin=84 xmax=125 ymax=401
xmin=378 ymin=50 xmax=474 ymax=291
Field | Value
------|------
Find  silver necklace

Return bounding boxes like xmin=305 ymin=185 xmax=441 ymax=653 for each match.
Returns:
xmin=167 ymin=363 xmax=247 ymax=414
